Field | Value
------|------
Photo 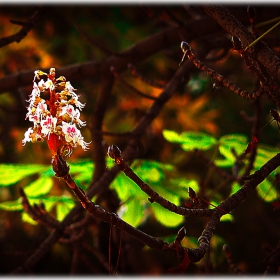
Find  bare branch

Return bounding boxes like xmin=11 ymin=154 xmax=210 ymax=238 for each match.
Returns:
xmin=204 ymin=5 xmax=280 ymax=84
xmin=0 ymin=8 xmax=46 ymax=48
xmin=0 ymin=16 xmax=219 ymax=94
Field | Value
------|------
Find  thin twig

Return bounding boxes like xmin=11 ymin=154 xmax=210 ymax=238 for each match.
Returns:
xmin=180 ymin=41 xmax=265 ymax=100
xmin=223 ymin=244 xmax=245 ymax=275
xmin=111 ymin=66 xmax=158 ymax=100
xmin=107 ymin=145 xmax=213 ymax=217
xmin=0 ymin=16 xmax=218 ymax=94
xmin=0 ymin=8 xmax=46 ymax=48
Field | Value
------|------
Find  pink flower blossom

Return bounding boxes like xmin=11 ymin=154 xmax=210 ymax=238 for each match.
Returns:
xmin=23 ymin=68 xmax=90 ymax=156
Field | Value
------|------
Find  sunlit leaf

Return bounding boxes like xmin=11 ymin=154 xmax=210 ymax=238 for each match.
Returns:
xmin=169 ymin=178 xmax=199 ymax=199
xmin=68 ymin=160 xmax=94 ymax=187
xmin=162 ymin=129 xmax=182 ymax=143
xmin=28 ymin=197 xmax=57 ymax=212
xmin=20 ymin=196 xmax=75 ymax=225
xmin=255 ymin=144 xmax=279 ymax=168
xmin=220 ymin=214 xmax=234 ymax=222
xmin=24 ymin=176 xmax=53 ymax=197
xmin=215 ymin=134 xmax=248 ymax=167
xmin=111 ymin=172 xmax=148 ymax=202
xmin=180 ymin=132 xmax=217 ymax=151
xmin=111 ymin=159 xmax=201 ymax=228
xmin=56 ymin=199 xmax=75 ymax=221
xmin=21 ymin=212 xmax=38 ymax=225
xmin=132 ymin=160 xmax=173 ymax=183
xmin=111 ymin=159 xmax=174 ymax=203
xmin=257 ymin=179 xmax=278 ymax=202
xmin=163 ymin=130 xmax=217 ymax=151
xmin=117 ymin=199 xmax=146 ymax=228
xmin=135 ymin=164 xmax=163 ymax=183
xmin=151 ymin=202 xmax=184 ymax=227
xmin=0 ymin=199 xmax=23 ymax=211
xmin=0 ymin=164 xmax=48 ymax=186
xmin=229 ymin=182 xmax=242 ymax=196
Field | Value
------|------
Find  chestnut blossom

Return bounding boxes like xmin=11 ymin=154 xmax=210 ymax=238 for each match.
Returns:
xmin=22 ymin=68 xmax=90 ymax=156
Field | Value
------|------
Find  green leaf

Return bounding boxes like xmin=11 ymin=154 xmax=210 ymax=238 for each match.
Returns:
xmin=68 ymin=160 xmax=94 ymax=187
xmin=0 ymin=199 xmax=23 ymax=211
xmin=56 ymin=199 xmax=75 ymax=221
xmin=180 ymin=131 xmax=217 ymax=151
xmin=117 ymin=199 xmax=146 ymax=228
xmin=255 ymin=144 xmax=279 ymax=169
xmin=215 ymin=134 xmax=248 ymax=167
xmin=0 ymin=164 xmax=48 ymax=186
xmin=257 ymin=179 xmax=278 ymax=202
xmin=151 ymin=202 xmax=184 ymax=227
xmin=111 ymin=172 xmax=148 ymax=202
xmin=24 ymin=176 xmax=53 ymax=197
xmin=169 ymin=178 xmax=199 ymax=199
xmin=162 ymin=129 xmax=183 ymax=143
xmin=220 ymin=214 xmax=234 ymax=222
xmin=163 ymin=129 xmax=217 ymax=151
xmin=229 ymin=182 xmax=242 ymax=196
xmin=132 ymin=160 xmax=173 ymax=183
xmin=21 ymin=212 xmax=38 ymax=225
xmin=24 ymin=196 xmax=75 ymax=224
xmin=111 ymin=158 xmax=205 ymax=229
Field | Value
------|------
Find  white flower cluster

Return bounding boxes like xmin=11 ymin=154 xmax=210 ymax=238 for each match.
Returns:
xmin=22 ymin=68 xmax=90 ymax=155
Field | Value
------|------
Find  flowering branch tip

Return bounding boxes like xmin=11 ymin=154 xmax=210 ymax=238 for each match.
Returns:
xmin=22 ymin=68 xmax=90 ymax=156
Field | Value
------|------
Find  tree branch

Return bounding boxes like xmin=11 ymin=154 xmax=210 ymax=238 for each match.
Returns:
xmin=0 ymin=16 xmax=219 ymax=94
xmin=204 ymin=5 xmax=280 ymax=84
xmin=0 ymin=7 xmax=46 ymax=48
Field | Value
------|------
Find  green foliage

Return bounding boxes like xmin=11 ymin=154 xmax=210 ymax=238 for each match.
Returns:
xmin=110 ymin=159 xmax=192 ymax=228
xmin=163 ymin=129 xmax=280 ymax=205
xmin=24 ymin=175 xmax=53 ymax=197
xmin=67 ymin=160 xmax=94 ymax=189
xmin=163 ymin=130 xmax=217 ymax=151
xmin=151 ymin=202 xmax=183 ymax=227
xmin=0 ymin=164 xmax=50 ymax=186
xmin=0 ymin=160 xmax=93 ymax=224
xmin=0 ymin=199 xmax=23 ymax=211
xmin=215 ymin=134 xmax=248 ymax=167
xmin=118 ymin=199 xmax=147 ymax=228
xmin=0 ymin=129 xmax=279 ymax=229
